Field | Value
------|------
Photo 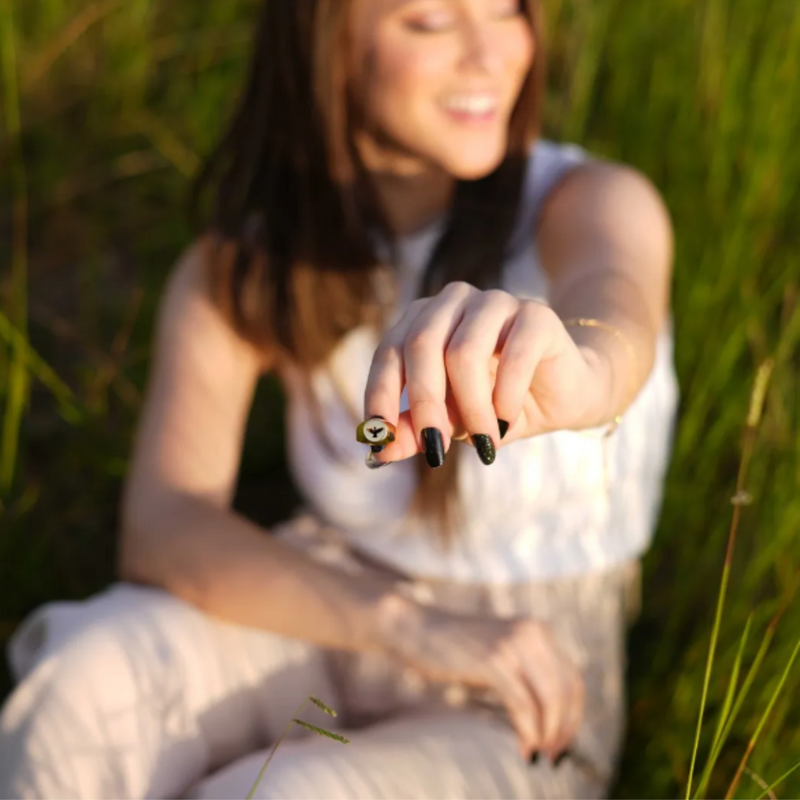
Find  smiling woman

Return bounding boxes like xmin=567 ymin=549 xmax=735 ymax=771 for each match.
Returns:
xmin=0 ymin=0 xmax=679 ymax=798
xmin=351 ymin=0 xmax=535 ymax=182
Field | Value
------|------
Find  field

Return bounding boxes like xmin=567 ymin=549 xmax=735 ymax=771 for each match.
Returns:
xmin=1 ymin=0 xmax=799 ymax=797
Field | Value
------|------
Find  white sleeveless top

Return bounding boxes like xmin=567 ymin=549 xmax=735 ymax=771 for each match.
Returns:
xmin=280 ymin=140 xmax=680 ymax=584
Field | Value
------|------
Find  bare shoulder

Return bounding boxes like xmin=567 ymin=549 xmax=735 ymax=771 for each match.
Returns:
xmin=156 ymin=236 xmax=274 ymax=375
xmin=538 ymin=159 xmax=674 ymax=253
xmin=535 ymin=158 xmax=674 ymax=332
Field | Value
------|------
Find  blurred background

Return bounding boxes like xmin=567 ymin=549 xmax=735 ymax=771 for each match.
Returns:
xmin=1 ymin=0 xmax=799 ymax=797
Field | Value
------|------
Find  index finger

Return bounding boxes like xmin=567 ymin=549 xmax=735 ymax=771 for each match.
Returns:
xmin=363 ymin=340 xmax=405 ymax=430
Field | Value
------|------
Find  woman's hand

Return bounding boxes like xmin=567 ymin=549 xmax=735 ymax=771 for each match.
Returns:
xmin=376 ymin=594 xmax=585 ymax=761
xmin=361 ymin=281 xmax=610 ymax=467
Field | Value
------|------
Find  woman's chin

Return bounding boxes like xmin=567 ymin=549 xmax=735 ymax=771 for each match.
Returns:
xmin=439 ymin=143 xmax=508 ymax=181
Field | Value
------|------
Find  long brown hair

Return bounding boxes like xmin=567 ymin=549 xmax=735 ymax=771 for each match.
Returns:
xmin=193 ymin=0 xmax=546 ymax=549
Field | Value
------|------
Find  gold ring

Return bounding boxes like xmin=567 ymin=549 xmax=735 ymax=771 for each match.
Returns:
xmin=452 ymin=427 xmax=470 ymax=442
xmin=356 ymin=416 xmax=396 ymax=447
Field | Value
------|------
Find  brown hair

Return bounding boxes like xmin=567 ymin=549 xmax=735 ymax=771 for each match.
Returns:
xmin=193 ymin=0 xmax=546 ymax=549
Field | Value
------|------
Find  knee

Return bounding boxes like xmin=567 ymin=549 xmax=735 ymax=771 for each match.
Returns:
xmin=192 ymin=747 xmax=349 ymax=800
xmin=0 ymin=634 xmax=129 ymax=799
xmin=7 ymin=587 xmax=186 ymax=720
xmin=0 ymin=591 xmax=195 ymax=799
xmin=2 ymin=617 xmax=171 ymax=750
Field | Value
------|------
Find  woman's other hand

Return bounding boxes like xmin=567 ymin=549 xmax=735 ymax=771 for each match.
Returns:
xmin=376 ymin=594 xmax=585 ymax=762
xmin=361 ymin=282 xmax=610 ymax=467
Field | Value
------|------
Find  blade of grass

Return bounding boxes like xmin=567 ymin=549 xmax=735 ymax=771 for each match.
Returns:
xmin=245 ymin=696 xmax=347 ymax=800
xmin=755 ymin=756 xmax=800 ymax=800
xmin=700 ymin=565 xmax=800 ymax=797
xmin=133 ymin=110 xmax=200 ymax=178
xmin=292 ymin=720 xmax=350 ymax=744
xmin=693 ymin=613 xmax=753 ymax=799
xmin=685 ymin=360 xmax=774 ymax=799
xmin=725 ymin=637 xmax=800 ymax=799
xmin=245 ymin=698 xmax=311 ymax=800
xmin=24 ymin=0 xmax=126 ymax=88
xmin=0 ymin=310 xmax=82 ymax=422
xmin=0 ymin=0 xmax=30 ymax=496
xmin=744 ymin=767 xmax=776 ymax=800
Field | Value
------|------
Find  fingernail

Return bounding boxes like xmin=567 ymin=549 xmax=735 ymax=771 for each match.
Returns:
xmin=498 ymin=419 xmax=510 ymax=440
xmin=421 ymin=428 xmax=445 ymax=469
xmin=365 ymin=451 xmax=391 ymax=470
xmin=529 ymin=751 xmax=540 ymax=765
xmin=370 ymin=444 xmax=385 ymax=454
xmin=471 ymin=434 xmax=496 ymax=466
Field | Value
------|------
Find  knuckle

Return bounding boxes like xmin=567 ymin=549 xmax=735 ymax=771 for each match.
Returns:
xmin=484 ymin=287 xmax=511 ymax=304
xmin=521 ymin=298 xmax=556 ymax=326
xmin=443 ymin=280 xmax=474 ymax=299
xmin=407 ymin=392 xmax=440 ymax=415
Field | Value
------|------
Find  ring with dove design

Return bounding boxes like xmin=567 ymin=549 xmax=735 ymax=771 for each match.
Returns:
xmin=356 ymin=416 xmax=396 ymax=449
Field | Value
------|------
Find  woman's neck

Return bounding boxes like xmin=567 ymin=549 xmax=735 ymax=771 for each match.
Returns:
xmin=371 ymin=167 xmax=455 ymax=238
xmin=358 ymin=136 xmax=455 ymax=238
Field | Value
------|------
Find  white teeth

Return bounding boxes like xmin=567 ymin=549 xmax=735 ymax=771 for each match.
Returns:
xmin=442 ymin=95 xmax=497 ymax=114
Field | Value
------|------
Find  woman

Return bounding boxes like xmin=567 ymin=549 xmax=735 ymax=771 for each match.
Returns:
xmin=0 ymin=0 xmax=679 ymax=797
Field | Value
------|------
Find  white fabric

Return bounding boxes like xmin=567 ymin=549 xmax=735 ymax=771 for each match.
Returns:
xmin=0 ymin=514 xmax=635 ymax=799
xmin=281 ymin=140 xmax=681 ymax=583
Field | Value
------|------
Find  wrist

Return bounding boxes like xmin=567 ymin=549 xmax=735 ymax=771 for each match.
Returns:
xmin=372 ymin=589 xmax=426 ymax=655
xmin=372 ymin=587 xmax=450 ymax=663
xmin=574 ymin=344 xmax=617 ymax=430
xmin=562 ymin=315 xmax=646 ymax=434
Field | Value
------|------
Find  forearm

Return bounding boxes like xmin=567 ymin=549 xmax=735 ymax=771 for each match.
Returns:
xmin=119 ymin=496 xmax=401 ymax=654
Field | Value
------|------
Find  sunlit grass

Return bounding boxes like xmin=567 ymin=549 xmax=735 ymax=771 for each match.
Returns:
xmin=0 ymin=0 xmax=30 ymax=496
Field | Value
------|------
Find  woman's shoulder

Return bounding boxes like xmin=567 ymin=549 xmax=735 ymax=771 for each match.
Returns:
xmin=156 ymin=236 xmax=276 ymax=374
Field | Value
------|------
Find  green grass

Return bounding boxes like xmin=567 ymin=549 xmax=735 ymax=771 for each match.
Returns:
xmin=1 ymin=0 xmax=799 ymax=797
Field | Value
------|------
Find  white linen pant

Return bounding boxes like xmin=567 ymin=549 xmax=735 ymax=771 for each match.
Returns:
xmin=0 ymin=512 xmax=640 ymax=799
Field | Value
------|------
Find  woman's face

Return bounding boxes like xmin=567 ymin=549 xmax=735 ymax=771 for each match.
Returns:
xmin=351 ymin=0 xmax=535 ymax=180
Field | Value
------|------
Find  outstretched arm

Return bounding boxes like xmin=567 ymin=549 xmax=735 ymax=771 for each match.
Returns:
xmin=360 ymin=161 xmax=674 ymax=465
xmin=537 ymin=160 xmax=674 ymax=428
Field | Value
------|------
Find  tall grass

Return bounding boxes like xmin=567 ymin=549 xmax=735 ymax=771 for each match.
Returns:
xmin=0 ymin=0 xmax=30 ymax=498
xmin=1 ymin=0 xmax=798 ymax=797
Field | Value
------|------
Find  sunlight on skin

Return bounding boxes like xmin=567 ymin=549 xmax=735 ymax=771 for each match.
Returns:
xmin=348 ymin=0 xmax=539 ymax=462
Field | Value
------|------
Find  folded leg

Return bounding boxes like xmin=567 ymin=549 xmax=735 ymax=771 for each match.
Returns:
xmin=188 ymin=705 xmax=607 ymax=800
xmin=0 ymin=583 xmax=339 ymax=800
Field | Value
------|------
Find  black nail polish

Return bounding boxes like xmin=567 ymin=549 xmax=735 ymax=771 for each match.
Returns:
xmin=421 ymin=428 xmax=445 ymax=469
xmin=370 ymin=444 xmax=385 ymax=454
xmin=529 ymin=751 xmax=540 ymax=765
xmin=554 ymin=750 xmax=570 ymax=767
xmin=498 ymin=419 xmax=510 ymax=440
xmin=471 ymin=434 xmax=496 ymax=466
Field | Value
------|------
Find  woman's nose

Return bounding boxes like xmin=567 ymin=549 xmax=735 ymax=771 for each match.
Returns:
xmin=459 ymin=22 xmax=505 ymax=75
